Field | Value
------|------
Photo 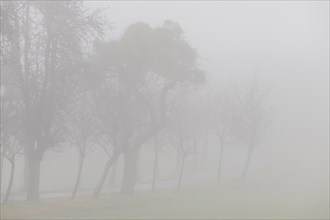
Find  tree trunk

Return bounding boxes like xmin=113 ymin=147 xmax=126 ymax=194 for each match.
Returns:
xmin=217 ymin=140 xmax=224 ymax=180
xmin=93 ymin=154 xmax=118 ymax=198
xmin=242 ymin=146 xmax=254 ymax=177
xmin=135 ymin=148 xmax=141 ymax=183
xmin=175 ymin=153 xmax=181 ymax=175
xmin=22 ymin=155 xmax=29 ymax=192
xmin=177 ymin=155 xmax=186 ymax=189
xmin=120 ymin=147 xmax=140 ymax=194
xmin=108 ymin=161 xmax=117 ymax=186
xmin=152 ymin=146 xmax=159 ymax=191
xmin=201 ymin=132 xmax=208 ymax=168
xmin=71 ymin=156 xmax=85 ymax=199
xmin=26 ymin=153 xmax=41 ymax=201
xmin=0 ymin=154 xmax=4 ymax=187
xmin=193 ymin=137 xmax=198 ymax=170
xmin=3 ymin=160 xmax=15 ymax=205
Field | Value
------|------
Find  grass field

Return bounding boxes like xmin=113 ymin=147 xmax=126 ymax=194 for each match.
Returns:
xmin=1 ymin=178 xmax=329 ymax=219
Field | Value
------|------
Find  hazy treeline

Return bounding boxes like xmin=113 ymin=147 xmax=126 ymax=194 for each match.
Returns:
xmin=0 ymin=1 xmax=272 ymax=203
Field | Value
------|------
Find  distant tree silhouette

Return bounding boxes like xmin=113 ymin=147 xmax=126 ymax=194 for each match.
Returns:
xmin=65 ymin=91 xmax=99 ymax=199
xmin=232 ymin=75 xmax=272 ymax=177
xmin=91 ymin=20 xmax=205 ymax=196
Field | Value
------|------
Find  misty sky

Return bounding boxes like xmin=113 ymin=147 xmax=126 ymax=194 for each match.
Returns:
xmin=85 ymin=0 xmax=329 ymax=170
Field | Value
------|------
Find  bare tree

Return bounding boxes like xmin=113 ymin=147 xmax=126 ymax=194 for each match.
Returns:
xmin=1 ymin=136 xmax=22 ymax=205
xmin=166 ymin=88 xmax=200 ymax=189
xmin=65 ymin=92 xmax=99 ymax=199
xmin=212 ymin=85 xmax=238 ymax=180
xmin=1 ymin=1 xmax=104 ymax=201
xmin=190 ymin=91 xmax=214 ymax=170
xmin=0 ymin=83 xmax=23 ymax=204
xmin=233 ymin=75 xmax=272 ymax=177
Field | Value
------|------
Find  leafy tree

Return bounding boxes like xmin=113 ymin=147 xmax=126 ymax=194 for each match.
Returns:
xmin=0 ymin=1 xmax=104 ymax=201
xmin=91 ymin=20 xmax=205 ymax=196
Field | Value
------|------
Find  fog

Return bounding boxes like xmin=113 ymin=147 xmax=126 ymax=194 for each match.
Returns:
xmin=1 ymin=1 xmax=328 ymax=219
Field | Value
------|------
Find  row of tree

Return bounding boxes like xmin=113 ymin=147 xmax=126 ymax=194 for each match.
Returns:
xmin=0 ymin=1 xmax=271 ymax=203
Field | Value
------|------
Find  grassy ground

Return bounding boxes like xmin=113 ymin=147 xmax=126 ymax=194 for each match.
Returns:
xmin=1 ymin=179 xmax=329 ymax=219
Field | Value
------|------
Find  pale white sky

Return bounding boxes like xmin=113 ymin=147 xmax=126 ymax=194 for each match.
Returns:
xmin=83 ymin=1 xmax=329 ymax=191
xmin=85 ymin=0 xmax=329 ymax=145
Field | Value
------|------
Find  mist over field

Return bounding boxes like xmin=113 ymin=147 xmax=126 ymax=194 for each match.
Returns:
xmin=1 ymin=1 xmax=329 ymax=219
